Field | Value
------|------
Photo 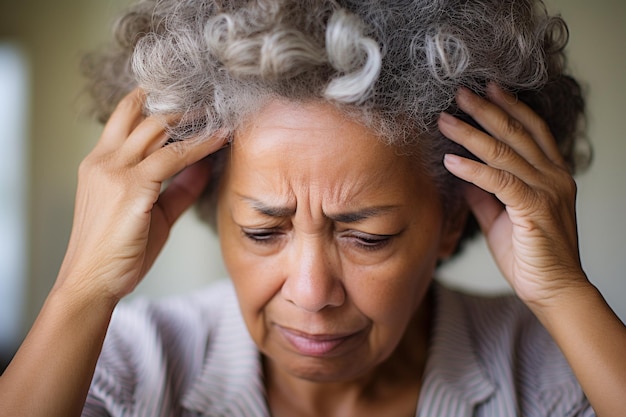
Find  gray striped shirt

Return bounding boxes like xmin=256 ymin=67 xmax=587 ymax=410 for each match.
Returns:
xmin=83 ymin=279 xmax=594 ymax=416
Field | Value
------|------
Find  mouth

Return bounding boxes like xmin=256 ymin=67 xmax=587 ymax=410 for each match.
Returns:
xmin=275 ymin=325 xmax=366 ymax=357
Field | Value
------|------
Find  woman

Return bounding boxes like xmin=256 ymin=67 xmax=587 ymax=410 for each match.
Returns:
xmin=1 ymin=0 xmax=624 ymax=416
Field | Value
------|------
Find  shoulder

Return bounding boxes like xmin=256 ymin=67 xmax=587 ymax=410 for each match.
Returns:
xmin=433 ymin=283 xmax=547 ymax=355
xmin=102 ymin=278 xmax=236 ymax=364
xmin=84 ymin=279 xmax=238 ymax=416
xmin=440 ymin=284 xmax=546 ymax=348
xmin=428 ymin=282 xmax=594 ymax=416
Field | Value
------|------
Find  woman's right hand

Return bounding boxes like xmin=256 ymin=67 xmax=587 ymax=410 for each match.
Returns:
xmin=0 ymin=89 xmax=227 ymax=417
xmin=56 ymin=89 xmax=226 ymax=301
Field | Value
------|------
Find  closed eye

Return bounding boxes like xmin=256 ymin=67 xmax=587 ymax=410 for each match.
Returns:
xmin=342 ymin=231 xmax=396 ymax=251
xmin=241 ymin=228 xmax=282 ymax=244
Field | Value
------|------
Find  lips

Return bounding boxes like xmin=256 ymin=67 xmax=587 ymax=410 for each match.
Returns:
xmin=276 ymin=325 xmax=365 ymax=357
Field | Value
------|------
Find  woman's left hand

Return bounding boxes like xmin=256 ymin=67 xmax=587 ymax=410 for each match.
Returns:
xmin=438 ymin=83 xmax=589 ymax=310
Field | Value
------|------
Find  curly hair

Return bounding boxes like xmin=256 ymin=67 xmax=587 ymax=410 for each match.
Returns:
xmin=81 ymin=0 xmax=590 ymax=257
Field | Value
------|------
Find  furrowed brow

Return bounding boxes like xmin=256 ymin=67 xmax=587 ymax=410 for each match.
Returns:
xmin=239 ymin=196 xmax=398 ymax=222
xmin=241 ymin=197 xmax=296 ymax=218
xmin=327 ymin=206 xmax=398 ymax=223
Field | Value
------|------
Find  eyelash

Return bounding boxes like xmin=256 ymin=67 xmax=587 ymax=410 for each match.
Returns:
xmin=241 ymin=228 xmax=394 ymax=251
xmin=347 ymin=232 xmax=393 ymax=251
xmin=242 ymin=229 xmax=281 ymax=245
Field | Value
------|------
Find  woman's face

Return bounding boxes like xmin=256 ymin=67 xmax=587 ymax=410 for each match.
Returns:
xmin=217 ymin=100 xmax=459 ymax=383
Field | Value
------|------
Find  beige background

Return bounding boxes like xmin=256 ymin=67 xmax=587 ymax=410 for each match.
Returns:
xmin=0 ymin=0 xmax=624 ymax=349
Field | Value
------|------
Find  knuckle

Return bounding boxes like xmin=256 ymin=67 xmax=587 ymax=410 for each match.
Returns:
xmin=536 ymin=173 xmax=577 ymax=209
xmin=163 ymin=138 xmax=193 ymax=160
xmin=563 ymin=172 xmax=578 ymax=194
xmin=77 ymin=154 xmax=99 ymax=177
xmin=548 ymin=168 xmax=577 ymax=196
xmin=494 ymin=169 xmax=517 ymax=191
xmin=533 ymin=117 xmax=552 ymax=139
xmin=558 ymin=172 xmax=578 ymax=201
xmin=500 ymin=116 xmax=525 ymax=138
xmin=117 ymin=90 xmax=142 ymax=111
xmin=486 ymin=139 xmax=516 ymax=164
xmin=78 ymin=152 xmax=125 ymax=182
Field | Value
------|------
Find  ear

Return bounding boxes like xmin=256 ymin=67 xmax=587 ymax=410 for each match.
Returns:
xmin=437 ymin=203 xmax=469 ymax=261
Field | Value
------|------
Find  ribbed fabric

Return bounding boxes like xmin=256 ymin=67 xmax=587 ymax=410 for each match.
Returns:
xmin=417 ymin=285 xmax=595 ymax=417
xmin=82 ymin=280 xmax=594 ymax=416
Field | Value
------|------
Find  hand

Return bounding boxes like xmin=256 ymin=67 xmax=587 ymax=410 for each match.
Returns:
xmin=438 ymin=83 xmax=589 ymax=308
xmin=56 ymin=89 xmax=227 ymax=301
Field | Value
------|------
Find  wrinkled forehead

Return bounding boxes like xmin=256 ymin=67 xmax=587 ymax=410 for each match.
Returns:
xmin=219 ymin=100 xmax=445 ymax=214
xmin=229 ymin=99 xmax=428 ymax=166
xmin=228 ymin=100 xmax=418 ymax=177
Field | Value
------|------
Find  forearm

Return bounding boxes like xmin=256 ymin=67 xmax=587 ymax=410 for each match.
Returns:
xmin=0 ymin=281 xmax=117 ymax=417
xmin=532 ymin=282 xmax=626 ymax=417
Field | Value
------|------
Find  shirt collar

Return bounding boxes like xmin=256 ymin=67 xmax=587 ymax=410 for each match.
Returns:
xmin=418 ymin=282 xmax=497 ymax=416
xmin=181 ymin=284 xmax=269 ymax=417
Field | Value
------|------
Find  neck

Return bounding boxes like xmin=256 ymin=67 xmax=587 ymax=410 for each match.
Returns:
xmin=265 ymin=288 xmax=434 ymax=417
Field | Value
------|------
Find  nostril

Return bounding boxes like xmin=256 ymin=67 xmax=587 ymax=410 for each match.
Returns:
xmin=281 ymin=235 xmax=345 ymax=312
xmin=281 ymin=271 xmax=345 ymax=313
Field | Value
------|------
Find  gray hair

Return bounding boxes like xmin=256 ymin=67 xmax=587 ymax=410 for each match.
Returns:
xmin=81 ymin=0 xmax=589 ymax=256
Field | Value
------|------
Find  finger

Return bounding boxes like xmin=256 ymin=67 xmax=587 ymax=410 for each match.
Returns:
xmin=121 ymin=115 xmax=171 ymax=162
xmin=463 ymin=183 xmax=503 ymax=236
xmin=98 ymin=88 xmax=146 ymax=152
xmin=485 ymin=83 xmax=566 ymax=168
xmin=455 ymin=87 xmax=549 ymax=169
xmin=139 ymin=131 xmax=228 ymax=183
xmin=156 ymin=156 xmax=213 ymax=227
xmin=462 ymin=182 xmax=514 ymax=276
xmin=443 ymin=153 xmax=531 ymax=210
xmin=438 ymin=111 xmax=538 ymax=182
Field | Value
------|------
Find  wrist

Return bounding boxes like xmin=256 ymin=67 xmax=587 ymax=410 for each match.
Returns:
xmin=50 ymin=273 xmax=120 ymax=318
xmin=523 ymin=275 xmax=600 ymax=328
xmin=55 ymin=251 xmax=139 ymax=306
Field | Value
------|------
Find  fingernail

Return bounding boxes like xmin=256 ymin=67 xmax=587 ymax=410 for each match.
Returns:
xmin=486 ymin=81 xmax=500 ymax=92
xmin=439 ymin=112 xmax=457 ymax=125
xmin=456 ymin=86 xmax=472 ymax=98
xmin=444 ymin=153 xmax=462 ymax=166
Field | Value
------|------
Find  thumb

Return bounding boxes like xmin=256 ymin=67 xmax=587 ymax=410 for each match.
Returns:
xmin=464 ymin=184 xmax=503 ymax=236
xmin=158 ymin=156 xmax=213 ymax=227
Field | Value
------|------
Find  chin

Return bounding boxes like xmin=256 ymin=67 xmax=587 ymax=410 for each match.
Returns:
xmin=266 ymin=351 xmax=381 ymax=384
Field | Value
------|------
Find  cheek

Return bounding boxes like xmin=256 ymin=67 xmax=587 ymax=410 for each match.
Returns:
xmin=349 ymin=258 xmax=433 ymax=324
xmin=218 ymin=217 xmax=284 ymax=341
xmin=346 ymin=225 xmax=442 ymax=328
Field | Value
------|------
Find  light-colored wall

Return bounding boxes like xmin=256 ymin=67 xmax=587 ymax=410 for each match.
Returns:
xmin=1 ymin=0 xmax=624 ymax=345
xmin=1 ymin=0 xmax=130 ymax=332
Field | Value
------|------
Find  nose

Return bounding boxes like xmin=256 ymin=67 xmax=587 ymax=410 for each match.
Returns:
xmin=281 ymin=236 xmax=345 ymax=312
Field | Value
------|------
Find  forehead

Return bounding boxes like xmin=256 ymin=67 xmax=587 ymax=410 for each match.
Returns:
xmin=231 ymin=100 xmax=410 ymax=182
xmin=234 ymin=100 xmax=380 ymax=155
xmin=223 ymin=100 xmax=441 ymax=211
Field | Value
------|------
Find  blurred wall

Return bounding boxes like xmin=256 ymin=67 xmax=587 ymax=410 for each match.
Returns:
xmin=0 ymin=0 xmax=624 ymax=352
xmin=0 ymin=0 xmax=127 ymax=333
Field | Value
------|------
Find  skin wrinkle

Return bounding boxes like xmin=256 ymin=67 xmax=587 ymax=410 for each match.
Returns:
xmin=218 ymin=102 xmax=458 ymax=401
xmin=231 ymin=102 xmax=399 ymax=227
xmin=215 ymin=99 xmax=461 ymax=415
xmin=240 ymin=197 xmax=401 ymax=224
xmin=82 ymin=0 xmax=588 ymax=257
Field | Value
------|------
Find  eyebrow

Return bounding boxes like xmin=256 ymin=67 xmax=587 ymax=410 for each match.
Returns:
xmin=243 ymin=197 xmax=296 ymax=218
xmin=326 ymin=206 xmax=398 ymax=223
xmin=240 ymin=196 xmax=398 ymax=223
